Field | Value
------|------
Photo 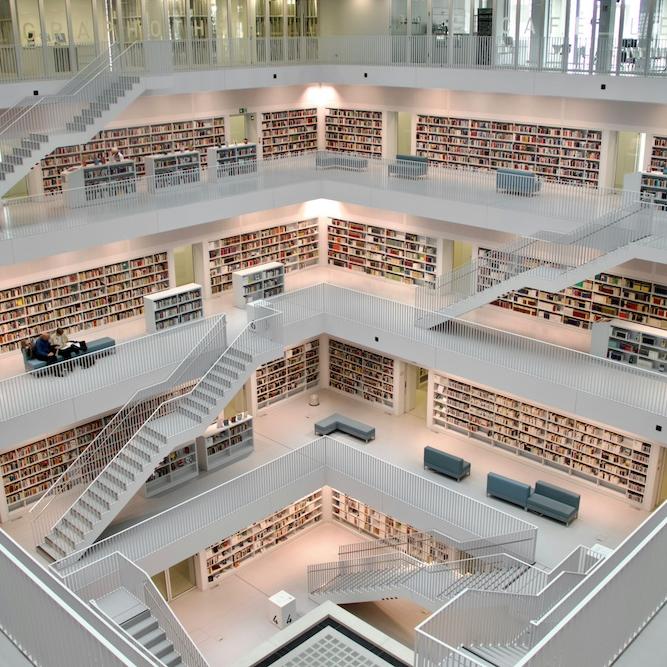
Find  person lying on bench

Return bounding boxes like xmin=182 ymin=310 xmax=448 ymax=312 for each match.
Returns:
xmin=33 ymin=333 xmax=66 ymax=376
xmin=50 ymin=328 xmax=87 ymax=360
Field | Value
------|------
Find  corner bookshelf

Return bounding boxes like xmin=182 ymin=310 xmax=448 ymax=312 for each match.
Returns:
xmin=328 ymin=338 xmax=395 ymax=408
xmin=195 ymin=413 xmax=254 ymax=471
xmin=144 ymin=283 xmax=203 ymax=333
xmin=0 ymin=251 xmax=169 ymax=355
xmin=0 ymin=414 xmax=112 ymax=515
xmin=261 ymin=108 xmax=318 ymax=158
xmin=327 ymin=218 xmax=437 ymax=287
xmin=207 ymin=144 xmax=257 ymax=180
xmin=256 ymin=338 xmax=319 ymax=408
xmin=37 ymin=115 xmax=225 ymax=194
xmin=232 ymin=262 xmax=285 ymax=308
xmin=201 ymin=490 xmax=322 ymax=587
xmin=144 ymin=443 xmax=198 ymax=498
xmin=623 ymin=171 xmax=667 ymax=210
xmin=325 ymin=108 xmax=383 ymax=157
xmin=430 ymin=373 xmax=654 ymax=505
xmin=207 ymin=219 xmax=319 ymax=295
xmin=62 ymin=160 xmax=137 ymax=208
xmin=591 ymin=319 xmax=667 ymax=373
xmin=478 ymin=247 xmax=667 ymax=330
xmin=649 ymin=135 xmax=667 ymax=173
xmin=416 ymin=115 xmax=601 ymax=186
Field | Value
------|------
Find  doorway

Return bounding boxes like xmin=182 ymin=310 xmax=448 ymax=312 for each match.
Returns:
xmin=614 ymin=131 xmax=642 ymax=189
xmin=405 ymin=364 xmax=429 ymax=421
xmin=397 ymin=112 xmax=412 ymax=155
xmin=173 ymin=244 xmax=196 ymax=286
xmin=229 ymin=112 xmax=258 ymax=145
xmin=151 ymin=556 xmax=197 ymax=601
xmin=656 ymin=447 xmax=667 ymax=508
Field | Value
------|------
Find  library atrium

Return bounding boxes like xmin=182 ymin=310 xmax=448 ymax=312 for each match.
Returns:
xmin=1 ymin=0 xmax=667 ymax=665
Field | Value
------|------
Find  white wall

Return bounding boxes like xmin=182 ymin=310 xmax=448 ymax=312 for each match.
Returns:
xmin=319 ymin=0 xmax=389 ymax=36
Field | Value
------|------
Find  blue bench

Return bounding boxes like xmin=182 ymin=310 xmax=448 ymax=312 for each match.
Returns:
xmin=496 ymin=168 xmax=541 ymax=196
xmin=388 ymin=154 xmax=428 ymax=179
xmin=22 ymin=336 xmax=116 ymax=373
xmin=527 ymin=481 xmax=580 ymax=525
xmin=424 ymin=446 xmax=470 ymax=481
xmin=314 ymin=413 xmax=375 ymax=442
xmin=486 ymin=472 xmax=531 ymax=509
xmin=315 ymin=152 xmax=369 ymax=172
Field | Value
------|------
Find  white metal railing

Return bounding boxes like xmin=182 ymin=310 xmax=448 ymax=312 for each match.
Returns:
xmin=0 ymin=315 xmax=215 ymax=423
xmin=59 ymin=551 xmax=208 ymax=667
xmin=0 ymin=43 xmax=144 ymax=171
xmin=2 ymin=36 xmax=667 ymax=83
xmin=28 ymin=313 xmax=227 ymax=544
xmin=0 ymin=530 xmax=157 ymax=667
xmin=417 ymin=201 xmax=659 ymax=315
xmin=2 ymin=152 xmax=658 ymax=243
xmin=266 ymin=283 xmax=667 ymax=417
xmin=50 ymin=436 xmax=536 ymax=575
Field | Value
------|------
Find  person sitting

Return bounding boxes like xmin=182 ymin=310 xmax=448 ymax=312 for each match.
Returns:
xmin=33 ymin=333 xmax=65 ymax=375
xmin=50 ymin=328 xmax=86 ymax=360
xmin=109 ymin=146 xmax=125 ymax=162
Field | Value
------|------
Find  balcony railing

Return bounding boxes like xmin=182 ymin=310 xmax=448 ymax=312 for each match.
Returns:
xmin=2 ymin=152 xmax=653 ymax=244
xmin=0 ymin=314 xmax=216 ymax=424
xmin=2 ymin=35 xmax=667 ymax=84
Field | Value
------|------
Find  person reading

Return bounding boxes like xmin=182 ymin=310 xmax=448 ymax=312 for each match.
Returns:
xmin=50 ymin=328 xmax=87 ymax=360
xmin=33 ymin=333 xmax=65 ymax=376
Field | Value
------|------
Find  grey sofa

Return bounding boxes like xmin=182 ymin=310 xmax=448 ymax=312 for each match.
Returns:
xmin=388 ymin=154 xmax=428 ymax=179
xmin=314 ymin=413 xmax=375 ymax=442
xmin=496 ymin=168 xmax=541 ymax=196
xmin=315 ymin=152 xmax=369 ymax=171
xmin=22 ymin=336 xmax=115 ymax=373
xmin=424 ymin=446 xmax=470 ymax=481
xmin=527 ymin=481 xmax=580 ymax=525
xmin=486 ymin=472 xmax=531 ymax=509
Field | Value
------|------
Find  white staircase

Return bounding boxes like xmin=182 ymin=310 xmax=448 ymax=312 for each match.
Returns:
xmin=461 ymin=643 xmax=530 ymax=667
xmin=0 ymin=43 xmax=147 ymax=195
xmin=32 ymin=315 xmax=283 ymax=562
xmin=416 ymin=203 xmax=662 ymax=324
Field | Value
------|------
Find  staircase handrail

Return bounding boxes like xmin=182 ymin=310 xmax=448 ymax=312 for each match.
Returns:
xmin=0 ymin=42 xmax=142 ymax=143
xmin=29 ymin=313 xmax=227 ymax=531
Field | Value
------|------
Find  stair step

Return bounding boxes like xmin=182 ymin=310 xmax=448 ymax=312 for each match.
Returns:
xmin=88 ymin=485 xmax=115 ymax=507
xmin=138 ymin=626 xmax=167 ymax=649
xmin=43 ymin=533 xmax=69 ymax=558
xmin=142 ymin=427 xmax=168 ymax=445
xmin=123 ymin=614 xmax=158 ymax=639
xmin=28 ymin=133 xmax=48 ymax=142
xmin=0 ymin=163 xmax=15 ymax=174
xmin=60 ymin=516 xmax=85 ymax=539
xmin=116 ymin=451 xmax=145 ymax=472
xmin=191 ymin=389 xmax=217 ymax=405
xmin=52 ymin=525 xmax=78 ymax=549
xmin=176 ymin=405 xmax=205 ymax=422
xmin=70 ymin=507 xmax=95 ymax=529
xmin=183 ymin=397 xmax=213 ymax=414
xmin=151 ymin=638 xmax=175 ymax=659
xmin=79 ymin=496 xmax=105 ymax=518
xmin=161 ymin=650 xmax=183 ymax=667
xmin=127 ymin=443 xmax=152 ymax=462
xmin=41 ymin=536 xmax=67 ymax=560
xmin=101 ymin=470 xmax=129 ymax=491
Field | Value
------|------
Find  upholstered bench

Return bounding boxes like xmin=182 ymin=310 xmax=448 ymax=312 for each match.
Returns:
xmin=486 ymin=472 xmax=531 ymax=509
xmin=424 ymin=446 xmax=470 ymax=481
xmin=527 ymin=481 xmax=580 ymax=525
xmin=315 ymin=152 xmax=369 ymax=172
xmin=496 ymin=168 xmax=541 ymax=196
xmin=85 ymin=337 xmax=116 ymax=356
xmin=22 ymin=336 xmax=116 ymax=373
xmin=388 ymin=154 xmax=428 ymax=179
xmin=314 ymin=413 xmax=375 ymax=442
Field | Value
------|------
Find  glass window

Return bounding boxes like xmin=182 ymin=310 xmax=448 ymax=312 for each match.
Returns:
xmin=190 ymin=0 xmax=211 ymax=39
xmin=122 ymin=0 xmax=143 ymax=42
xmin=255 ymin=0 xmax=265 ymax=37
xmin=0 ymin=0 xmax=15 ymax=45
xmin=230 ymin=0 xmax=248 ymax=39
xmin=70 ymin=0 xmax=95 ymax=46
xmin=269 ymin=0 xmax=284 ymax=37
xmin=432 ymin=0 xmax=450 ymax=36
xmin=212 ymin=0 xmax=228 ymax=38
xmin=17 ymin=0 xmax=42 ymax=47
xmin=568 ymin=0 xmax=595 ymax=71
xmin=145 ymin=0 xmax=166 ymax=39
xmin=303 ymin=0 xmax=317 ymax=37
xmin=43 ymin=0 xmax=69 ymax=45
xmin=451 ymin=0 xmax=471 ymax=34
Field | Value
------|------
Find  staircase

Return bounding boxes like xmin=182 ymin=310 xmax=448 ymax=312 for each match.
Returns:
xmin=461 ymin=642 xmax=530 ymax=667
xmin=0 ymin=42 xmax=147 ymax=195
xmin=416 ymin=202 xmax=662 ymax=324
xmin=32 ymin=314 xmax=284 ymax=562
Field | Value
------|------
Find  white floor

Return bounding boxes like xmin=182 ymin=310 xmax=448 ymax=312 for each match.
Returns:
xmin=169 ymin=521 xmax=428 ymax=667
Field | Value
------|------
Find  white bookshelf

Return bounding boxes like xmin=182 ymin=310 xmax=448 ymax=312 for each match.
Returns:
xmin=624 ymin=171 xmax=667 ymax=210
xmin=0 ymin=252 xmax=169 ymax=355
xmin=208 ymin=220 xmax=319 ymax=295
xmin=325 ymin=108 xmax=383 ymax=157
xmin=0 ymin=414 xmax=112 ymax=517
xmin=327 ymin=218 xmax=438 ymax=287
xmin=144 ymin=283 xmax=203 ymax=333
xmin=144 ymin=443 xmax=198 ymax=497
xmin=261 ymin=108 xmax=318 ymax=158
xmin=430 ymin=373 xmax=655 ymax=505
xmin=416 ymin=115 xmax=602 ymax=186
xmin=478 ymin=247 xmax=667 ymax=330
xmin=649 ymin=134 xmax=667 ymax=173
xmin=195 ymin=413 xmax=253 ymax=472
xmin=62 ymin=160 xmax=137 ymax=208
xmin=38 ymin=115 xmax=225 ymax=193
xmin=232 ymin=261 xmax=285 ymax=308
xmin=591 ymin=319 xmax=667 ymax=373
xmin=328 ymin=338 xmax=395 ymax=408
xmin=200 ymin=490 xmax=323 ymax=587
xmin=207 ymin=144 xmax=258 ymax=181
xmin=256 ymin=338 xmax=319 ymax=408
xmin=145 ymin=151 xmax=201 ymax=192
